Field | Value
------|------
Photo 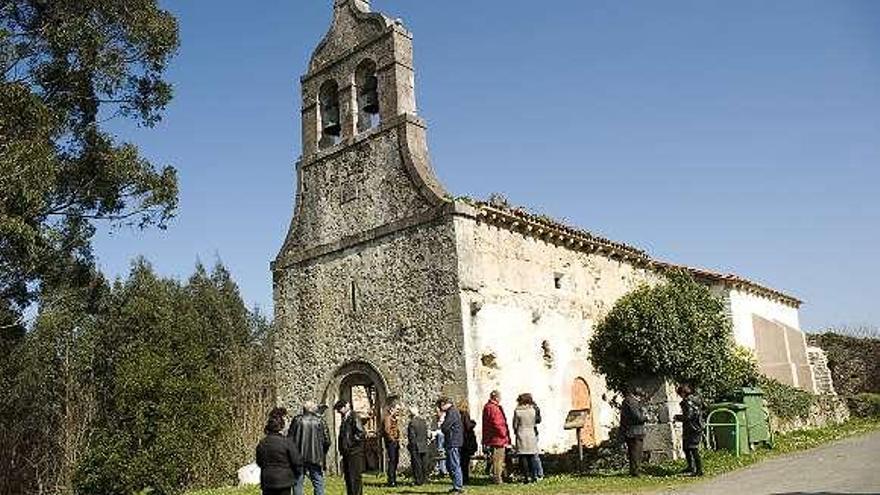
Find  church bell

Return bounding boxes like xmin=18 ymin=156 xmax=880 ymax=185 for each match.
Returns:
xmin=322 ymin=100 xmax=341 ymax=137
xmin=360 ymin=75 xmax=379 ymax=114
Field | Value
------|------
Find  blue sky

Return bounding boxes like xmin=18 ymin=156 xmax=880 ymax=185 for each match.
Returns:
xmin=96 ymin=0 xmax=880 ymax=331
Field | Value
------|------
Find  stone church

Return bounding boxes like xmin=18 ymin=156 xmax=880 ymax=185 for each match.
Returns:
xmin=272 ymin=0 xmax=821 ymax=467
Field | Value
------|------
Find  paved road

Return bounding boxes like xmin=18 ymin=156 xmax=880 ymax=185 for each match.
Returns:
xmin=661 ymin=431 xmax=880 ymax=495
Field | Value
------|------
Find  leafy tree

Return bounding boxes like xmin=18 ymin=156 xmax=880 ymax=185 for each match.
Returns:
xmin=76 ymin=260 xmax=225 ymax=495
xmin=589 ymin=271 xmax=758 ymax=401
xmin=75 ymin=260 xmax=275 ymax=495
xmin=0 ymin=0 xmax=180 ymax=328
xmin=185 ymin=262 xmax=276 ymax=484
xmin=0 ymin=277 xmax=105 ymax=495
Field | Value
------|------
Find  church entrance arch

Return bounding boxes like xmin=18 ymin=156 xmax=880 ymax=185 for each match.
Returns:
xmin=322 ymin=361 xmax=389 ymax=474
xmin=571 ymin=377 xmax=596 ymax=447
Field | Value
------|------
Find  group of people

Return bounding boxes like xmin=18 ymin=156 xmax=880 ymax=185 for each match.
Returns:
xmin=255 ymin=390 xmax=546 ymax=495
xmin=619 ymin=384 xmax=705 ymax=477
xmin=256 ymin=385 xmax=707 ymax=495
xmin=255 ymin=401 xmax=331 ymax=495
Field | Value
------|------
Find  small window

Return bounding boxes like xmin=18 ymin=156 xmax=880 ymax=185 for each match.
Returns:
xmin=541 ymin=340 xmax=553 ymax=368
xmin=554 ymin=273 xmax=565 ymax=290
xmin=356 ymin=59 xmax=380 ymax=132
xmin=319 ymin=80 xmax=341 ymax=149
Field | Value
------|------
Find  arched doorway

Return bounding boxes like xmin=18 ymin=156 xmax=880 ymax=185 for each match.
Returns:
xmin=571 ymin=377 xmax=596 ymax=447
xmin=323 ymin=361 xmax=389 ymax=474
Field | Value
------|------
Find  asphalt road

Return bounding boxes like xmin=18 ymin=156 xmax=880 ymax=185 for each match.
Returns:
xmin=661 ymin=431 xmax=880 ymax=495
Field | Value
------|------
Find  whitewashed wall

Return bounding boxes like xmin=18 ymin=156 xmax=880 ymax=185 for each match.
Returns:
xmin=724 ymin=288 xmax=801 ymax=350
xmin=453 ymin=214 xmax=662 ymax=453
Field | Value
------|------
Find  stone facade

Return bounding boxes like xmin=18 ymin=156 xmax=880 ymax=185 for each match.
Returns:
xmin=273 ymin=0 xmax=822 ymax=469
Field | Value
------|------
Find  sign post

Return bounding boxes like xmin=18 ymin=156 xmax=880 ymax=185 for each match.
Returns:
xmin=564 ymin=408 xmax=591 ymax=462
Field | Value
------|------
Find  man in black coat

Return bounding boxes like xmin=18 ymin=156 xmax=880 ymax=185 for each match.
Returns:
xmin=406 ymin=406 xmax=430 ymax=486
xmin=257 ymin=412 xmax=301 ymax=495
xmin=675 ymin=384 xmax=704 ymax=476
xmin=289 ymin=400 xmax=331 ymax=495
xmin=334 ymin=399 xmax=365 ymax=495
xmin=619 ymin=387 xmax=647 ymax=477
xmin=437 ymin=397 xmax=464 ymax=494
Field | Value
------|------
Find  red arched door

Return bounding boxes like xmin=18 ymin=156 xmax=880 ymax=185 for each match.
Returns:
xmin=571 ymin=378 xmax=596 ymax=446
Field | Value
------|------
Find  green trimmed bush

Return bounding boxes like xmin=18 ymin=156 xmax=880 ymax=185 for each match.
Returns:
xmin=588 ymin=271 xmax=759 ymax=402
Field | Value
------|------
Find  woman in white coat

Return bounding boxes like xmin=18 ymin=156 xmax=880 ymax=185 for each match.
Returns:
xmin=512 ymin=393 xmax=540 ymax=483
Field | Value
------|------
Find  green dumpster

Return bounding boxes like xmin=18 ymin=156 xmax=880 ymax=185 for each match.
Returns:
xmin=739 ymin=387 xmax=772 ymax=447
xmin=706 ymin=402 xmax=750 ymax=456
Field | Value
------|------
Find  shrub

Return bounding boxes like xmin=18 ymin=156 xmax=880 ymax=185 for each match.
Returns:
xmin=846 ymin=393 xmax=880 ymax=418
xmin=759 ymin=376 xmax=815 ymax=421
xmin=589 ymin=271 xmax=758 ymax=402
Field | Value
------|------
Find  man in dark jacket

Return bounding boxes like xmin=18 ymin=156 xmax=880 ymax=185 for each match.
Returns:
xmin=289 ymin=401 xmax=331 ymax=495
xmin=406 ymin=406 xmax=430 ymax=486
xmin=334 ymin=400 xmax=365 ymax=495
xmin=675 ymin=384 xmax=704 ymax=476
xmin=619 ymin=387 xmax=647 ymax=477
xmin=437 ymin=397 xmax=464 ymax=493
xmin=257 ymin=412 xmax=301 ymax=495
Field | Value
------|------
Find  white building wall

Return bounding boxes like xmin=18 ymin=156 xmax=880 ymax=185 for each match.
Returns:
xmin=453 ymin=214 xmax=663 ymax=453
xmin=725 ymin=288 xmax=801 ymax=350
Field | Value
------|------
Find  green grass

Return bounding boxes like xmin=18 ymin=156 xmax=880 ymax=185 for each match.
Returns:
xmin=188 ymin=418 xmax=880 ymax=495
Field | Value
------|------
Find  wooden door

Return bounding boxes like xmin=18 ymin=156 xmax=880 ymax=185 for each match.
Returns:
xmin=571 ymin=378 xmax=595 ymax=446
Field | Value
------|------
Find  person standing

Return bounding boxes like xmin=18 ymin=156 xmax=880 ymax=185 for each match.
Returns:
xmin=334 ymin=400 xmax=365 ymax=495
xmin=407 ymin=406 xmax=430 ymax=486
xmin=675 ymin=384 xmax=705 ymax=477
xmin=437 ymin=397 xmax=465 ymax=494
xmin=382 ymin=402 xmax=401 ymax=486
xmin=458 ymin=400 xmax=478 ymax=485
xmin=481 ymin=390 xmax=511 ymax=484
xmin=512 ymin=394 xmax=539 ymax=483
xmin=620 ymin=387 xmax=647 ymax=477
xmin=532 ymin=398 xmax=545 ymax=480
xmin=289 ymin=401 xmax=330 ymax=495
xmin=256 ymin=411 xmax=301 ymax=495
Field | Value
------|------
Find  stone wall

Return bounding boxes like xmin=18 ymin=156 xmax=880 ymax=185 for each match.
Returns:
xmin=807 ymin=346 xmax=836 ymax=395
xmin=451 ymin=205 xmax=665 ymax=454
xmin=281 ymin=125 xmax=435 ymax=256
xmin=770 ymin=395 xmax=850 ymax=434
xmin=273 ymin=217 xmax=465 ymax=470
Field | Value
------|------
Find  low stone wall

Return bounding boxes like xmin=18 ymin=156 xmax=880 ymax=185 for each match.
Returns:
xmin=771 ymin=395 xmax=850 ymax=434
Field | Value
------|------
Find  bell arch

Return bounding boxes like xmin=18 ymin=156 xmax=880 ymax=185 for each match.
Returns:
xmin=355 ymin=59 xmax=380 ymax=132
xmin=318 ymin=79 xmax=341 ymax=149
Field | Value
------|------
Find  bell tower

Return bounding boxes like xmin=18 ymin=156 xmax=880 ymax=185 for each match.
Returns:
xmin=272 ymin=0 xmax=469 ymax=462
xmin=275 ymin=0 xmax=448 ymax=268
xmin=271 ymin=3 xmax=473 ymax=460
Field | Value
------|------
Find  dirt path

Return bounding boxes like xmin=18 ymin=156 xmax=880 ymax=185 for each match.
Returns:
xmin=659 ymin=430 xmax=880 ymax=495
